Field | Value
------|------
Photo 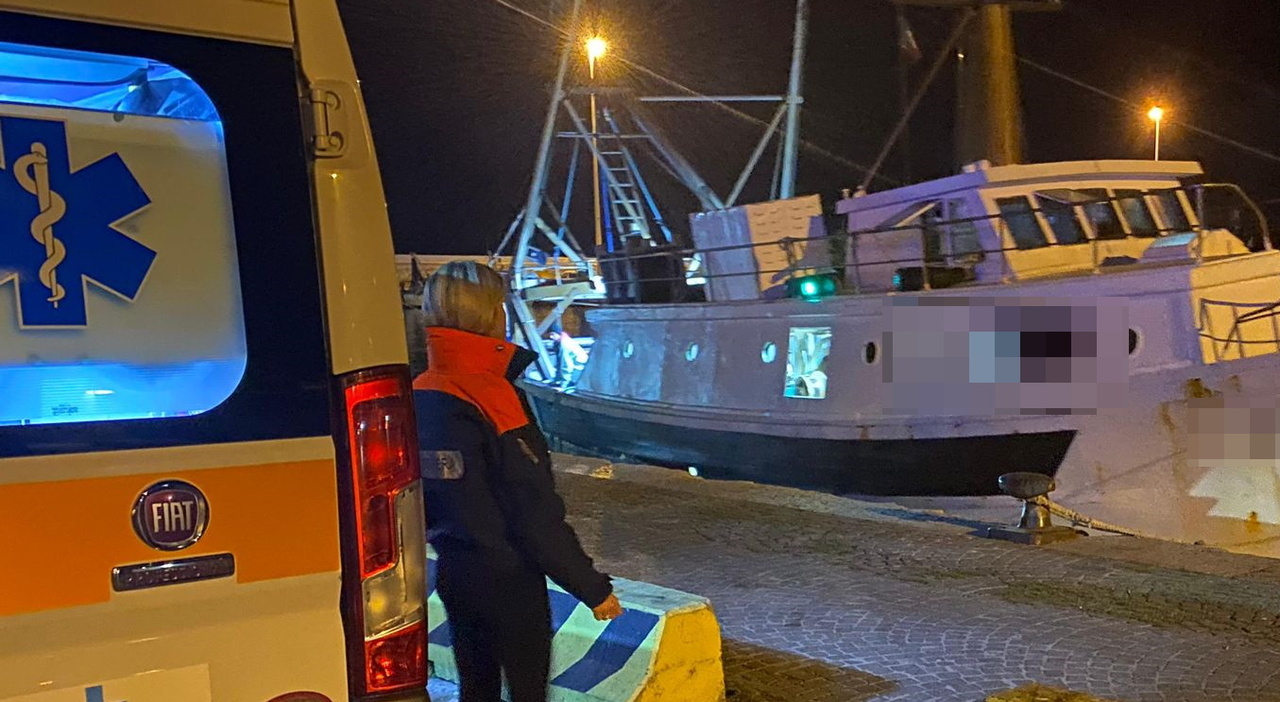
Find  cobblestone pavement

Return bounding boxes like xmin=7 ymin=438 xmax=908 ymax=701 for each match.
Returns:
xmin=538 ymin=455 xmax=1280 ymax=702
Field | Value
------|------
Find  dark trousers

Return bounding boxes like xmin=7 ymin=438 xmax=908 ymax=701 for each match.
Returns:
xmin=436 ymin=556 xmax=553 ymax=702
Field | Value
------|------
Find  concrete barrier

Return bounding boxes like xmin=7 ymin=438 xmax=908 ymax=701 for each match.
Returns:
xmin=426 ymin=553 xmax=724 ymax=701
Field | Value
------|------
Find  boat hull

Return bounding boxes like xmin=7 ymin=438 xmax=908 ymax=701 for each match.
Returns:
xmin=524 ymin=384 xmax=1075 ymax=496
xmin=526 ymin=348 xmax=1280 ymax=558
xmin=520 ymin=252 xmax=1280 ymax=557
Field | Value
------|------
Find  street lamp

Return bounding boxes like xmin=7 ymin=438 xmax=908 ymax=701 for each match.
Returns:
xmin=1147 ymin=106 xmax=1164 ymax=161
xmin=585 ymin=36 xmax=608 ymax=248
xmin=586 ymin=36 xmax=607 ymax=79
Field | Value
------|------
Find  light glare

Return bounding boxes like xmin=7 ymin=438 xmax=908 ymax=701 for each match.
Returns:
xmin=585 ymin=36 xmax=608 ymax=61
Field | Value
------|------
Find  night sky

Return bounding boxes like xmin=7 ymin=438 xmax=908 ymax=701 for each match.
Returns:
xmin=336 ymin=0 xmax=1280 ymax=256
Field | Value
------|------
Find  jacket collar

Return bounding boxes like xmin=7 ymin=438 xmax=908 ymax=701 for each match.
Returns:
xmin=507 ymin=346 xmax=538 ymax=381
xmin=425 ymin=327 xmax=517 ymax=377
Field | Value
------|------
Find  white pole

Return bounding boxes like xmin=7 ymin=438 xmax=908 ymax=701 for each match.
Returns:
xmin=590 ymin=91 xmax=602 ymax=249
xmin=1154 ymin=117 xmax=1161 ymax=161
xmin=779 ymin=0 xmax=809 ymax=200
xmin=515 ymin=0 xmax=583 ymax=284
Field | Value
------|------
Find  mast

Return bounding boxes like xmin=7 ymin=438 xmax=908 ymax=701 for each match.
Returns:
xmin=514 ymin=0 xmax=584 ymax=278
xmin=778 ymin=0 xmax=809 ymax=200
xmin=894 ymin=0 xmax=1060 ymax=169
xmin=955 ymin=3 xmax=1024 ymax=167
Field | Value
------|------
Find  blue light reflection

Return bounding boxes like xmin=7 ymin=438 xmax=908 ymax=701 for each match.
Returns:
xmin=0 ymin=41 xmax=219 ymax=121
xmin=0 ymin=42 xmax=241 ymax=427
xmin=0 ymin=359 xmax=247 ymax=426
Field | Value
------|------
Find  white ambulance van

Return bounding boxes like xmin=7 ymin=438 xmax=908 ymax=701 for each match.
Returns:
xmin=0 ymin=2 xmax=428 ymax=701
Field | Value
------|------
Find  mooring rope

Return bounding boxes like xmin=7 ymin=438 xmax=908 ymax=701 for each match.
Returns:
xmin=1033 ymin=495 xmax=1186 ymax=543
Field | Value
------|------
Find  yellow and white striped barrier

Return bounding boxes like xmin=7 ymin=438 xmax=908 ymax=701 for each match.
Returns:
xmin=426 ymin=553 xmax=724 ymax=701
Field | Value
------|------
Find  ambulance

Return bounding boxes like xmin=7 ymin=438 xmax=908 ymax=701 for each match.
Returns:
xmin=0 ymin=2 xmax=428 ymax=701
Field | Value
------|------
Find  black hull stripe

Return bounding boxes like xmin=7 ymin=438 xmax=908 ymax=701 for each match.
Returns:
xmin=526 ymin=390 xmax=1074 ymax=497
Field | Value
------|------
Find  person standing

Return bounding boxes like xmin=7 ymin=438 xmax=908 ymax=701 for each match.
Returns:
xmin=413 ymin=261 xmax=622 ymax=702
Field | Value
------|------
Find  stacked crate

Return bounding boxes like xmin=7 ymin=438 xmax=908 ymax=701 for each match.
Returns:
xmin=689 ymin=195 xmax=825 ymax=301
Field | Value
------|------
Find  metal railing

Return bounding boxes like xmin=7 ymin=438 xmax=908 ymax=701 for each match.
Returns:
xmin=507 ymin=183 xmax=1273 ymax=301
xmin=1199 ymin=298 xmax=1280 ymax=362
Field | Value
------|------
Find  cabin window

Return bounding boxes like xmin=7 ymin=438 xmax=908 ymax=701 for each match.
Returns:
xmin=877 ymin=201 xmax=939 ymax=230
xmin=1079 ymin=188 xmax=1126 ymax=240
xmin=1115 ymin=189 xmax=1159 ymax=236
xmin=877 ymin=200 xmax=945 ymax=264
xmin=876 ymin=200 xmax=984 ymax=264
xmin=943 ymin=199 xmax=983 ymax=261
xmin=1152 ymin=189 xmax=1191 ymax=232
xmin=1035 ymin=194 xmax=1086 ymax=245
xmin=996 ymin=196 xmax=1048 ymax=250
xmin=920 ymin=209 xmax=945 ymax=263
xmin=784 ymin=326 xmax=832 ymax=400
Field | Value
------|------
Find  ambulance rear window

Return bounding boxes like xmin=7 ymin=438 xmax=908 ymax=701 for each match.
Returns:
xmin=0 ymin=42 xmax=246 ymax=426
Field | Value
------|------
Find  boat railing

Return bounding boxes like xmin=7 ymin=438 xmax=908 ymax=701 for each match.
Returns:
xmin=508 ymin=256 xmax=600 ymax=288
xmin=1199 ymin=298 xmax=1280 ymax=363
xmin=509 ymin=184 xmax=1271 ymax=301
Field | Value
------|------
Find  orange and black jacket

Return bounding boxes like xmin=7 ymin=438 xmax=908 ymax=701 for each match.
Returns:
xmin=413 ymin=326 xmax=613 ymax=608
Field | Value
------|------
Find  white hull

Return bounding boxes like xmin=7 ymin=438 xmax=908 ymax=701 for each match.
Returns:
xmin=530 ymin=252 xmax=1280 ymax=557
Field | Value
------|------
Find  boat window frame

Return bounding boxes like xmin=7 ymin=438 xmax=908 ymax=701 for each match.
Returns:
xmin=1076 ymin=188 xmax=1128 ymax=240
xmin=1151 ymin=187 xmax=1194 ymax=233
xmin=871 ymin=200 xmax=948 ymax=265
xmin=1113 ymin=188 xmax=1160 ymax=237
xmin=1033 ymin=193 xmax=1088 ymax=245
xmin=942 ymin=198 xmax=985 ymax=262
xmin=875 ymin=200 xmax=941 ymax=230
xmin=994 ymin=194 xmax=1052 ymax=250
xmin=783 ymin=326 xmax=832 ymax=401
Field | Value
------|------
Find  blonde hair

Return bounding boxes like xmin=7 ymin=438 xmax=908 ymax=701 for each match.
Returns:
xmin=421 ymin=260 xmax=508 ymax=337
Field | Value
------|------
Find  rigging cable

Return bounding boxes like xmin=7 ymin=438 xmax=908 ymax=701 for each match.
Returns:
xmin=1017 ymin=56 xmax=1280 ymax=167
xmin=486 ymin=0 xmax=898 ymax=186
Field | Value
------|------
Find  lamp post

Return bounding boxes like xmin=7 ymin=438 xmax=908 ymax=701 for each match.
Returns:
xmin=1148 ymin=106 xmax=1164 ymax=161
xmin=586 ymin=36 xmax=607 ymax=249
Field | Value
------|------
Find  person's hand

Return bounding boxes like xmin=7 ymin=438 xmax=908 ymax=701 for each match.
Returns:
xmin=592 ymin=593 xmax=623 ymax=621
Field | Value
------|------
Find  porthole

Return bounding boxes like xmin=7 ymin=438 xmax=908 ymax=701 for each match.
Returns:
xmin=686 ymin=343 xmax=700 ymax=362
xmin=1128 ymin=329 xmax=1140 ymax=356
xmin=864 ymin=341 xmax=879 ymax=365
xmin=761 ymin=342 xmax=778 ymax=363
xmin=623 ymin=341 xmax=635 ymax=359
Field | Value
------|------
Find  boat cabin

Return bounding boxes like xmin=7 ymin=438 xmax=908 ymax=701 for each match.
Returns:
xmin=835 ymin=159 xmax=1254 ymax=292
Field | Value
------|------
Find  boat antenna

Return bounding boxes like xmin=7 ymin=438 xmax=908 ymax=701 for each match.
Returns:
xmin=860 ymin=7 xmax=976 ymax=192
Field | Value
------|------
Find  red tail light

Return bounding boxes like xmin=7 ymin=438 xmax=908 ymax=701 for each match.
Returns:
xmin=337 ymin=366 xmax=428 ymax=699
xmin=347 ymin=376 xmax=416 ymax=577
xmin=367 ymin=619 xmax=428 ymax=691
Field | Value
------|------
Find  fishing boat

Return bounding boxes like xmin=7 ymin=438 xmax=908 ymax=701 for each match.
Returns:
xmin=499 ymin=0 xmax=1280 ymax=556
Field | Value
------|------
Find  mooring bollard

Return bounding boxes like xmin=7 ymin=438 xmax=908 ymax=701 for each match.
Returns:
xmin=985 ymin=472 xmax=1080 ymax=545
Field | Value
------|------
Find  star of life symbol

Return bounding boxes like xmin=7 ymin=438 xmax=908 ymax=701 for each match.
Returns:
xmin=0 ymin=116 xmax=154 ymax=328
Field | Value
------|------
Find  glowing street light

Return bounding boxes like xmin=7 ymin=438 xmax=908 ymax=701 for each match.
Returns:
xmin=586 ymin=36 xmax=608 ymax=79
xmin=1148 ymin=106 xmax=1165 ymax=161
xmin=584 ymin=35 xmax=609 ymax=247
